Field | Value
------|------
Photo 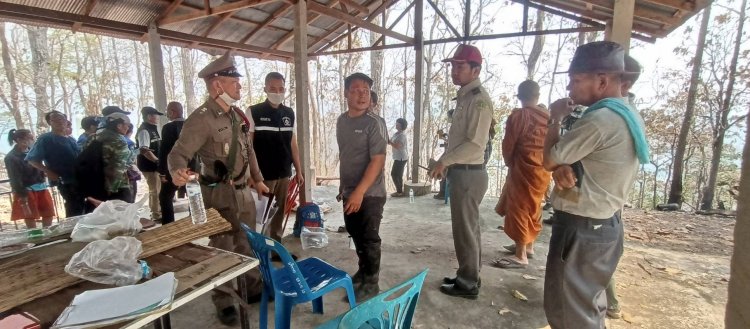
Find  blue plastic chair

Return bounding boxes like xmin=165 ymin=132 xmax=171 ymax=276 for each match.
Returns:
xmin=316 ymin=269 xmax=429 ymax=329
xmin=240 ymin=224 xmax=357 ymax=329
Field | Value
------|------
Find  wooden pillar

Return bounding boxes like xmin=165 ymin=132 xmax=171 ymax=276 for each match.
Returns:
xmin=294 ymin=0 xmax=313 ymax=202
xmin=605 ymin=0 xmax=635 ymax=49
xmin=411 ymin=0 xmax=423 ymax=183
xmin=147 ymin=23 xmax=168 ymax=127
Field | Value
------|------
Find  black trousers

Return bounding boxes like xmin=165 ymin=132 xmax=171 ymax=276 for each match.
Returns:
xmin=159 ymin=176 xmax=179 ymax=224
xmin=343 ymin=196 xmax=386 ymax=283
xmin=390 ymin=160 xmax=407 ymax=193
xmin=58 ymin=183 xmax=84 ymax=217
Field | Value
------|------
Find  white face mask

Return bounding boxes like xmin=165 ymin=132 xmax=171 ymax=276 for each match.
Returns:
xmin=217 ymin=91 xmax=239 ymax=106
xmin=266 ymin=92 xmax=285 ymax=105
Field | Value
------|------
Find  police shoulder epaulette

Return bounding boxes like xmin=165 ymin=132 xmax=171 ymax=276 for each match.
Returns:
xmin=471 ymin=87 xmax=481 ymax=95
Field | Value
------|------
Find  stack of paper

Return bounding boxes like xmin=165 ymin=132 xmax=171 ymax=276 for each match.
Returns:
xmin=52 ymin=272 xmax=177 ymax=328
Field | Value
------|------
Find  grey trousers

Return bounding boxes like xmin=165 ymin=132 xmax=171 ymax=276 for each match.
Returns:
xmin=544 ymin=210 xmax=624 ymax=329
xmin=448 ymin=167 xmax=488 ymax=289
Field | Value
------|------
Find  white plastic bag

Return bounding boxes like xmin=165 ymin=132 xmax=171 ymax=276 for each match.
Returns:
xmin=65 ymin=236 xmax=150 ymax=286
xmin=301 ymin=227 xmax=328 ymax=250
xmin=71 ymin=198 xmax=147 ymax=242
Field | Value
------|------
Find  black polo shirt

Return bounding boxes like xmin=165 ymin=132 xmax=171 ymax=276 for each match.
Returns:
xmin=247 ymin=100 xmax=295 ymax=180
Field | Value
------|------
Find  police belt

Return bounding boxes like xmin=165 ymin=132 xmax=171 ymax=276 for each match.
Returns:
xmin=450 ymin=163 xmax=485 ymax=171
xmin=199 ymin=175 xmax=248 ymax=190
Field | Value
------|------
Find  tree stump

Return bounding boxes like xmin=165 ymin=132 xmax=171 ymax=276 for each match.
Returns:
xmin=404 ymin=182 xmax=431 ymax=196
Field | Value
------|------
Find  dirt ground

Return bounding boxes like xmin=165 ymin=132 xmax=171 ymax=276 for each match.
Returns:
xmin=1 ymin=184 xmax=729 ymax=328
xmin=134 ymin=185 xmax=730 ymax=329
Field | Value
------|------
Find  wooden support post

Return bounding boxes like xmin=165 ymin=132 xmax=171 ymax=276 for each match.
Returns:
xmin=605 ymin=0 xmax=635 ymax=49
xmin=294 ymin=0 xmax=313 ymax=203
xmin=411 ymin=0 xmax=423 ymax=183
xmin=148 ymin=23 xmax=168 ymax=127
xmin=464 ymin=0 xmax=471 ymax=40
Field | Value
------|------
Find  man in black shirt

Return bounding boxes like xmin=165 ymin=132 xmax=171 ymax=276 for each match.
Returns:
xmin=246 ymin=72 xmax=303 ymax=245
xmin=137 ymin=106 xmax=163 ymax=220
xmin=158 ymin=102 xmax=186 ymax=224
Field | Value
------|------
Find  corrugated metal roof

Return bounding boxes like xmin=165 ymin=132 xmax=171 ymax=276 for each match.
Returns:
xmin=0 ymin=0 xmax=708 ymax=61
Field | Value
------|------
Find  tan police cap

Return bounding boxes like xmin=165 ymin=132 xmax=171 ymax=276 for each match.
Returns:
xmin=198 ymin=52 xmax=242 ymax=79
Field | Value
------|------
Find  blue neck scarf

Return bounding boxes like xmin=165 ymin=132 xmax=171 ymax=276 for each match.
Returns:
xmin=585 ymin=97 xmax=650 ymax=164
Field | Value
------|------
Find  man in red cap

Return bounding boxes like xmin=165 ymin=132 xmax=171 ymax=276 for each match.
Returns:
xmin=430 ymin=44 xmax=494 ymax=299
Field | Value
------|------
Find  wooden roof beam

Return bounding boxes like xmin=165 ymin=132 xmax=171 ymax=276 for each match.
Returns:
xmin=158 ymin=0 xmax=280 ymax=26
xmin=307 ymin=1 xmax=413 ymax=43
xmin=639 ymin=0 xmax=699 ymax=11
xmin=268 ymin=0 xmax=341 ymax=51
xmin=203 ymin=12 xmax=234 ymax=38
xmin=239 ymin=3 xmax=293 ymax=44
xmin=426 ymin=0 xmax=461 ymax=38
xmin=308 ymin=0 xmax=396 ymax=53
xmin=314 ymin=0 xmax=411 ymax=55
xmin=524 ymin=0 xmax=666 ymax=38
xmin=577 ymin=0 xmax=682 ymax=26
xmin=339 ymin=0 xmax=370 ymax=14
xmin=72 ymin=0 xmax=99 ymax=32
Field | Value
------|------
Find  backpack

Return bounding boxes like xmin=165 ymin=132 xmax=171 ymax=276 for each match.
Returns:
xmin=293 ymin=203 xmax=324 ymax=237
xmin=74 ymin=139 xmax=107 ymax=202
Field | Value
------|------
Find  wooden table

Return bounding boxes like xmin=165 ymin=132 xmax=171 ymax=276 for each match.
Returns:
xmin=1 ymin=241 xmax=258 ymax=329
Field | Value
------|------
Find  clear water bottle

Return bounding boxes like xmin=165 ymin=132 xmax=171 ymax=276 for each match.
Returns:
xmin=409 ymin=189 xmax=415 ymax=203
xmin=186 ymin=175 xmax=207 ymax=225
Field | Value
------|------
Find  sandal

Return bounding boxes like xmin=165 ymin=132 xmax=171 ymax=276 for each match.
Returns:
xmin=502 ymin=244 xmax=535 ymax=259
xmin=491 ymin=257 xmax=528 ymax=269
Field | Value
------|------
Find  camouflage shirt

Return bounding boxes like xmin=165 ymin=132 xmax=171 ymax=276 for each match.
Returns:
xmin=87 ymin=128 xmax=135 ymax=193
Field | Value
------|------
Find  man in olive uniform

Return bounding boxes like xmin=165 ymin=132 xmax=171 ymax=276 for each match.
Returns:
xmin=168 ymin=52 xmax=269 ymax=325
xmin=430 ymin=44 xmax=493 ymax=299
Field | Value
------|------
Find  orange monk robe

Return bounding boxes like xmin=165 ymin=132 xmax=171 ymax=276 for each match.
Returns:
xmin=496 ymin=106 xmax=551 ymax=245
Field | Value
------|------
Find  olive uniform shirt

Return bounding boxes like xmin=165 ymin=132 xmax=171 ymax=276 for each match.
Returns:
xmin=168 ymin=97 xmax=263 ymax=184
xmin=439 ymin=78 xmax=494 ymax=166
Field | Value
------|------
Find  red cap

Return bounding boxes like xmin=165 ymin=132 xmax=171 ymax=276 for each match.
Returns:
xmin=442 ymin=44 xmax=482 ymax=65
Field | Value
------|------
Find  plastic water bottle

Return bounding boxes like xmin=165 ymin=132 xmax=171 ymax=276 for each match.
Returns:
xmin=186 ymin=175 xmax=207 ymax=225
xmin=409 ymin=189 xmax=415 ymax=203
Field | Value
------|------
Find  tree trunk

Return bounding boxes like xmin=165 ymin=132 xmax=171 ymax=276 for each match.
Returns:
xmin=547 ymin=19 xmax=566 ymax=105
xmin=73 ymin=39 xmax=91 ymax=116
xmin=55 ymin=40 xmax=71 ymax=118
xmin=164 ymin=46 xmax=176 ymax=102
xmin=133 ymin=41 xmax=145 ymax=111
xmin=526 ymin=10 xmax=545 ymax=80
xmin=0 ymin=23 xmax=24 ymax=129
xmin=110 ymin=39 xmax=126 ymax=108
xmin=27 ymin=26 xmax=51 ymax=132
xmin=668 ymin=4 xmax=712 ymax=205
xmin=725 ymin=103 xmax=750 ymax=329
xmin=700 ymin=0 xmax=745 ymax=210
xmin=652 ymin=163 xmax=659 ymax=208
xmin=180 ymin=48 xmax=196 ymax=112
xmin=369 ymin=13 xmax=385 ymax=115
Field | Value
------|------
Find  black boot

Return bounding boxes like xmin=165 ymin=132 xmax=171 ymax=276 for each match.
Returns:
xmin=439 ymin=282 xmax=479 ymax=300
xmin=354 ymin=282 xmax=380 ymax=302
xmin=442 ymin=276 xmax=481 ymax=288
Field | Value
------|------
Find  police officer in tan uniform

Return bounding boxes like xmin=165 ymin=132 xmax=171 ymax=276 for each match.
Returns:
xmin=168 ymin=52 xmax=269 ymax=325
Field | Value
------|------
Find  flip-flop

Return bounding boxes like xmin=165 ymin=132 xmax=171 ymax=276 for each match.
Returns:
xmin=491 ymin=257 xmax=528 ymax=269
xmin=502 ymin=244 xmax=535 ymax=259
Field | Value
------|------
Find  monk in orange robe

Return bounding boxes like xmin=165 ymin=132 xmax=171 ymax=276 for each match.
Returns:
xmin=493 ymin=80 xmax=551 ymax=268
